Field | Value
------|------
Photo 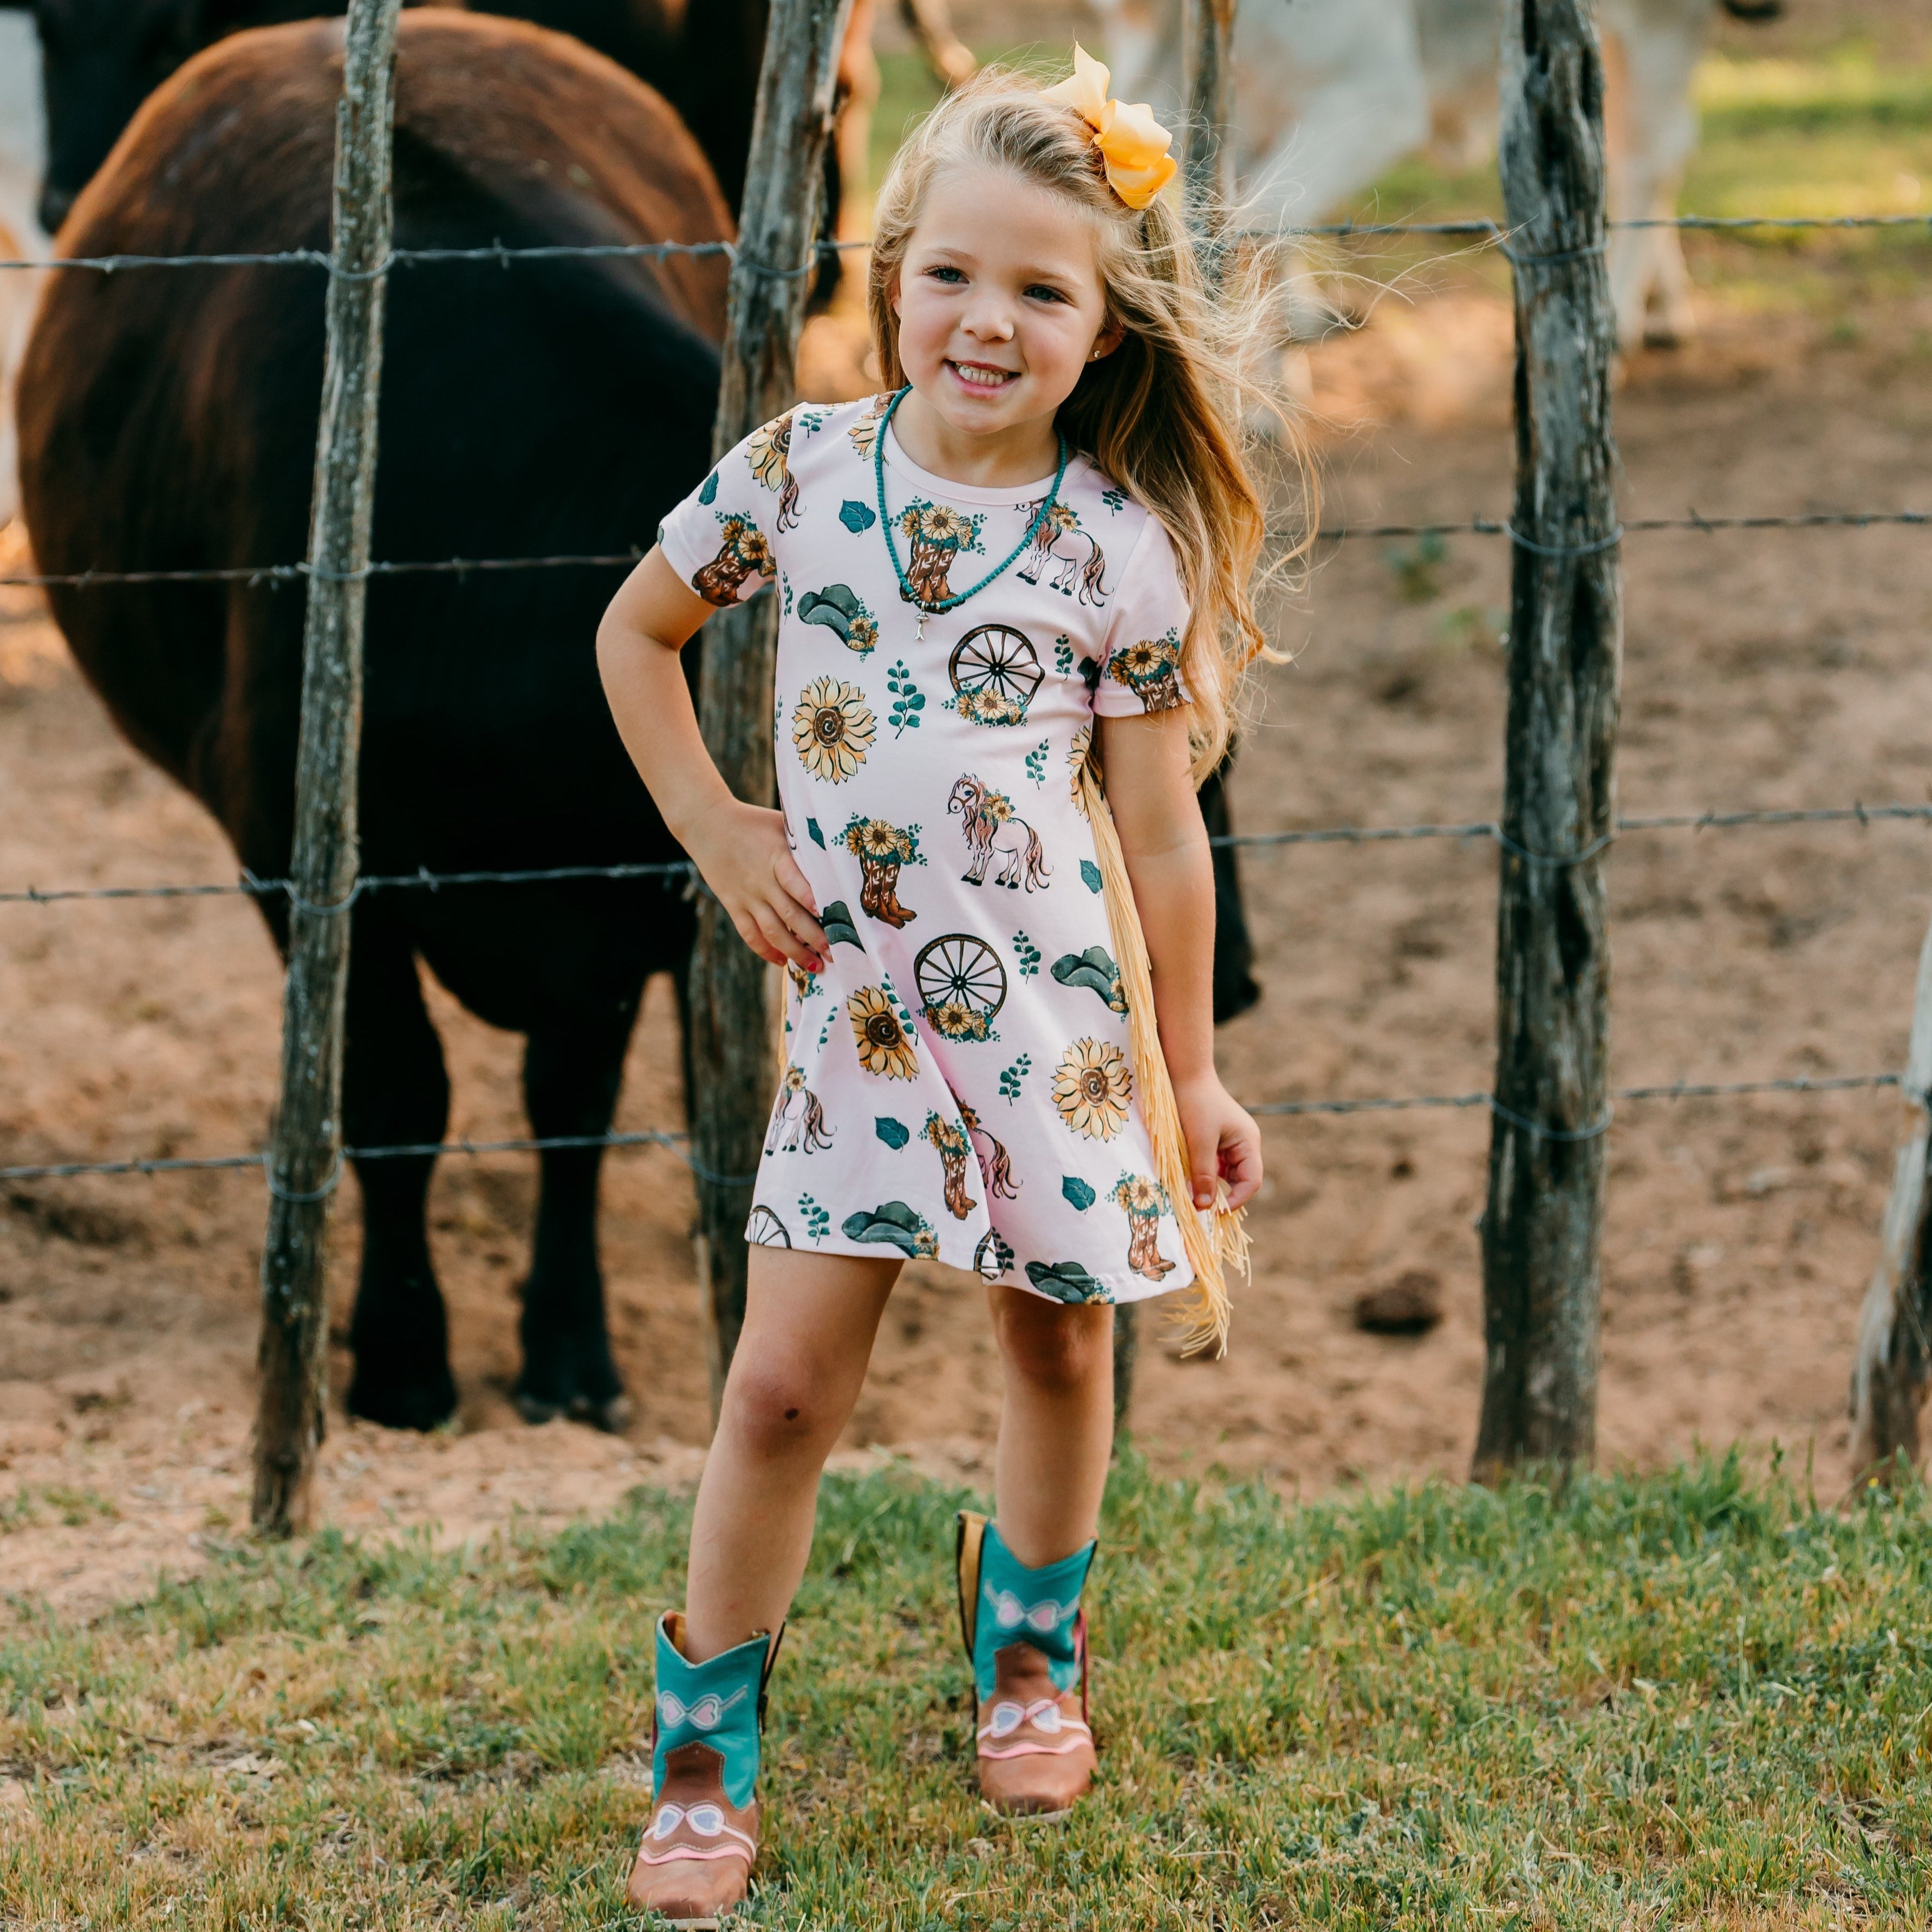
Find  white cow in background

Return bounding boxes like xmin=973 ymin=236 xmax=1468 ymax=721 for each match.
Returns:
xmin=1093 ymin=0 xmax=1778 ymax=348
xmin=0 ymin=12 xmax=50 ymax=531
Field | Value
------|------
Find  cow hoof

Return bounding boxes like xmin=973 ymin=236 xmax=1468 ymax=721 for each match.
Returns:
xmin=346 ymin=1365 xmax=459 ymax=1433
xmin=512 ymin=1389 xmax=632 ymax=1433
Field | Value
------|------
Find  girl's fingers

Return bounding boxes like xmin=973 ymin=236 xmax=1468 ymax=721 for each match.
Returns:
xmin=731 ymin=910 xmax=785 ymax=967
xmin=1219 ymin=1125 xmax=1263 ymax=1210
xmin=1187 ymin=1138 xmax=1220 ymax=1212
xmin=750 ymin=901 xmax=817 ymax=971
xmin=773 ymin=848 xmax=822 ymax=923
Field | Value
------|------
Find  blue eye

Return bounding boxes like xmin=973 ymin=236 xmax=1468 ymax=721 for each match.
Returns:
xmin=927 ymin=265 xmax=966 ymax=284
xmin=1025 ymin=285 xmax=1069 ymax=304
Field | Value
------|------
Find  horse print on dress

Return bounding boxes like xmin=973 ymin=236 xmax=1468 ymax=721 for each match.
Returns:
xmin=847 ymin=391 xmax=892 ymax=460
xmin=842 ymin=815 xmax=924 ymax=928
xmin=746 ymin=411 xmax=802 ymax=532
xmin=948 ymin=776 xmax=1049 ymax=892
xmin=925 ymin=1111 xmax=978 ymax=1220
xmin=1105 ymin=628 xmax=1186 ymax=713
xmin=767 ymin=1065 xmax=834 ymax=1155
xmin=959 ymin=1100 xmax=1019 ymax=1200
xmin=692 ymin=512 xmax=775 ymax=606
xmin=1017 ymin=499 xmax=1108 ymax=604
xmin=1111 ymin=1173 xmax=1176 ymax=1282
xmin=898 ymin=501 xmax=985 ymax=604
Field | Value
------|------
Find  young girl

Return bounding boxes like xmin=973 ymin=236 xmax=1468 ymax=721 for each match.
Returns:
xmin=598 ymin=48 xmax=1278 ymax=1923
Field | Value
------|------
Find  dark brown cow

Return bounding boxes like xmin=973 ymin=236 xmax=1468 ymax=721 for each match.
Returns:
xmin=19 ymin=10 xmax=731 ymax=1429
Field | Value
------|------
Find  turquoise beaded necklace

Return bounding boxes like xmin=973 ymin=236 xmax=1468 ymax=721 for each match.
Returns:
xmin=874 ymin=385 xmax=1070 ymax=645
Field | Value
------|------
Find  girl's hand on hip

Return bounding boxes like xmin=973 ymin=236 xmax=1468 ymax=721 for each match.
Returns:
xmin=1174 ymin=1075 xmax=1263 ymax=1212
xmin=685 ymin=799 xmax=827 ymax=972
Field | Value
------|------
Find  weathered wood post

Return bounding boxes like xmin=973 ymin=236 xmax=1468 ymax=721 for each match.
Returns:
xmin=1848 ymin=916 xmax=1932 ymax=1478
xmin=252 ymin=0 xmax=402 ymax=1534
xmin=1106 ymin=0 xmax=1237 ymax=1438
xmin=1472 ymin=0 xmax=1621 ymax=1482
xmin=689 ymin=0 xmax=855 ymax=1415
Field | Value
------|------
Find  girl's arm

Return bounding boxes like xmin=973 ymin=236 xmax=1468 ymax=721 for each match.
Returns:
xmin=597 ymin=549 xmax=827 ymax=972
xmin=1096 ymin=710 xmax=1262 ymax=1211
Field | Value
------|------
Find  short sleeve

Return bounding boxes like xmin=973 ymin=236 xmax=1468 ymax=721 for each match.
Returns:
xmin=655 ymin=412 xmax=790 ymax=607
xmin=1090 ymin=510 xmax=1194 ymax=717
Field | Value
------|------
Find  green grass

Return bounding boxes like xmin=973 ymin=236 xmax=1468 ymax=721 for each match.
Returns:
xmin=4 ymin=1453 xmax=1931 ymax=1927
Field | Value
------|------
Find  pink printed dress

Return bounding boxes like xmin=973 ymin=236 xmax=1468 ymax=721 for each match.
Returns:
xmin=656 ymin=392 xmax=1196 ymax=1305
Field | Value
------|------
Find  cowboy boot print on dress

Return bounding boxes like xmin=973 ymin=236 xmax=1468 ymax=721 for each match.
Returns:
xmin=626 ymin=1611 xmax=779 ymax=1928
xmin=956 ymin=1511 xmax=1097 ymax=1817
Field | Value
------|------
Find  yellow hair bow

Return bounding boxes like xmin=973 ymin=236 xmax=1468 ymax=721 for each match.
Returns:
xmin=1042 ymin=43 xmax=1178 ymax=212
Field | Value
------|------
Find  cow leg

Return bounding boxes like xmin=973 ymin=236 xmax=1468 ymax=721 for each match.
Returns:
xmin=342 ymin=921 xmax=458 ymax=1431
xmin=512 ymin=1006 xmax=640 ymax=1430
xmin=1200 ymin=758 xmax=1261 ymax=1025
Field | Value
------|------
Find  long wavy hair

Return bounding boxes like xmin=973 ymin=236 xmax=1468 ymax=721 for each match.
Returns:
xmin=867 ymin=66 xmax=1309 ymax=779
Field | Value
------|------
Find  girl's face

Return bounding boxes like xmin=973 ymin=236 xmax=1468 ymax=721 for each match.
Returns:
xmin=893 ymin=161 xmax=1121 ymax=444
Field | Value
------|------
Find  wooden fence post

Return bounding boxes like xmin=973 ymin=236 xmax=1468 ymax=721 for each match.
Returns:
xmin=1848 ymin=914 xmax=1932 ymax=1478
xmin=689 ymin=0 xmax=854 ymax=1416
xmin=1472 ymin=0 xmax=1621 ymax=1482
xmin=1106 ymin=0 xmax=1237 ymax=1439
xmin=251 ymin=0 xmax=402 ymax=1534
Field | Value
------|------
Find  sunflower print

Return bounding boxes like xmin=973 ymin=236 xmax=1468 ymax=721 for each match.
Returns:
xmin=1052 ymin=1038 xmax=1132 ymax=1142
xmin=746 ymin=412 xmax=802 ymax=531
xmin=954 ymin=687 xmax=1028 ymax=728
xmin=792 ymin=676 xmax=875 ymax=784
xmin=1106 ymin=629 xmax=1185 ymax=713
xmin=1068 ymin=722 xmax=1093 ymax=818
xmin=848 ymin=985 xmax=920 ymax=1081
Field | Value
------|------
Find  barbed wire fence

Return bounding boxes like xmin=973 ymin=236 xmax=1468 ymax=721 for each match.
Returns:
xmin=2 ymin=0 xmax=1929 ymax=1513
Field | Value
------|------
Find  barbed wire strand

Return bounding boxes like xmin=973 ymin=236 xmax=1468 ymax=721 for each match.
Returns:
xmin=2 ymin=508 xmax=1918 ymax=594
xmin=0 ymin=1070 xmax=1905 ymax=1186
xmin=0 ymin=211 xmax=1924 ymax=278
xmin=5 ymin=802 xmax=1927 ymax=906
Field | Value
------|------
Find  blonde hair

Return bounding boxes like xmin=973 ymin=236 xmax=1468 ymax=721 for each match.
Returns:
xmin=868 ymin=67 xmax=1307 ymax=780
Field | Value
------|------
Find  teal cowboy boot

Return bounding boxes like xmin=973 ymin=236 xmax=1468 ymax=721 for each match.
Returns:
xmin=955 ymin=1512 xmax=1097 ymax=1817
xmin=626 ymin=1611 xmax=779 ymax=1927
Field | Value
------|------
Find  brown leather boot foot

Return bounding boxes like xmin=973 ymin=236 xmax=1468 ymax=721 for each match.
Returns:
xmin=974 ymin=1638 xmax=1095 ymax=1819
xmin=625 ymin=1741 xmax=759 ymax=1926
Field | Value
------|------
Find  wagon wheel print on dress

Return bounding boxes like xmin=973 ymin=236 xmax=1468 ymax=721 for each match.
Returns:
xmin=949 ymin=626 xmax=1044 ymax=711
xmin=746 ymin=1205 xmax=791 ymax=1248
xmin=914 ymin=933 xmax=1007 ymax=1041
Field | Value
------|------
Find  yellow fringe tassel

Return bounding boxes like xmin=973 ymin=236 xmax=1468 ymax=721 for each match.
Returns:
xmin=1078 ymin=758 xmax=1248 ymax=1358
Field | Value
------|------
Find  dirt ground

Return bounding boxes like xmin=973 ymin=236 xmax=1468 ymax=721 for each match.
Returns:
xmin=6 ymin=227 xmax=1932 ymax=1619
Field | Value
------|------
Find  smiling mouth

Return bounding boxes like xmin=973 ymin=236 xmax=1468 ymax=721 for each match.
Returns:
xmin=948 ymin=360 xmax=1018 ymax=390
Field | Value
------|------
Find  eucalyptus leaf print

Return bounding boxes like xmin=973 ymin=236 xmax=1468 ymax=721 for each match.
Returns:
xmin=792 ymin=676 xmax=874 ymax=784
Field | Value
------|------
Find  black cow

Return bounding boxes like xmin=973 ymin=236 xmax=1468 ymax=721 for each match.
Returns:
xmin=1 ymin=0 xmax=763 ymax=238
xmin=19 ymin=10 xmax=731 ymax=1429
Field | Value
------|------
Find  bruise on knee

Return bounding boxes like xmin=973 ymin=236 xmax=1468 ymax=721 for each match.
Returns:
xmin=724 ymin=1359 xmax=837 ymax=1459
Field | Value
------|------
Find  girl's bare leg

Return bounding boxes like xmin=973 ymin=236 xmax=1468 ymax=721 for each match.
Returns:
xmin=682 ymin=1247 xmax=901 ymax=1661
xmin=986 ymin=1283 xmax=1114 ymax=1565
